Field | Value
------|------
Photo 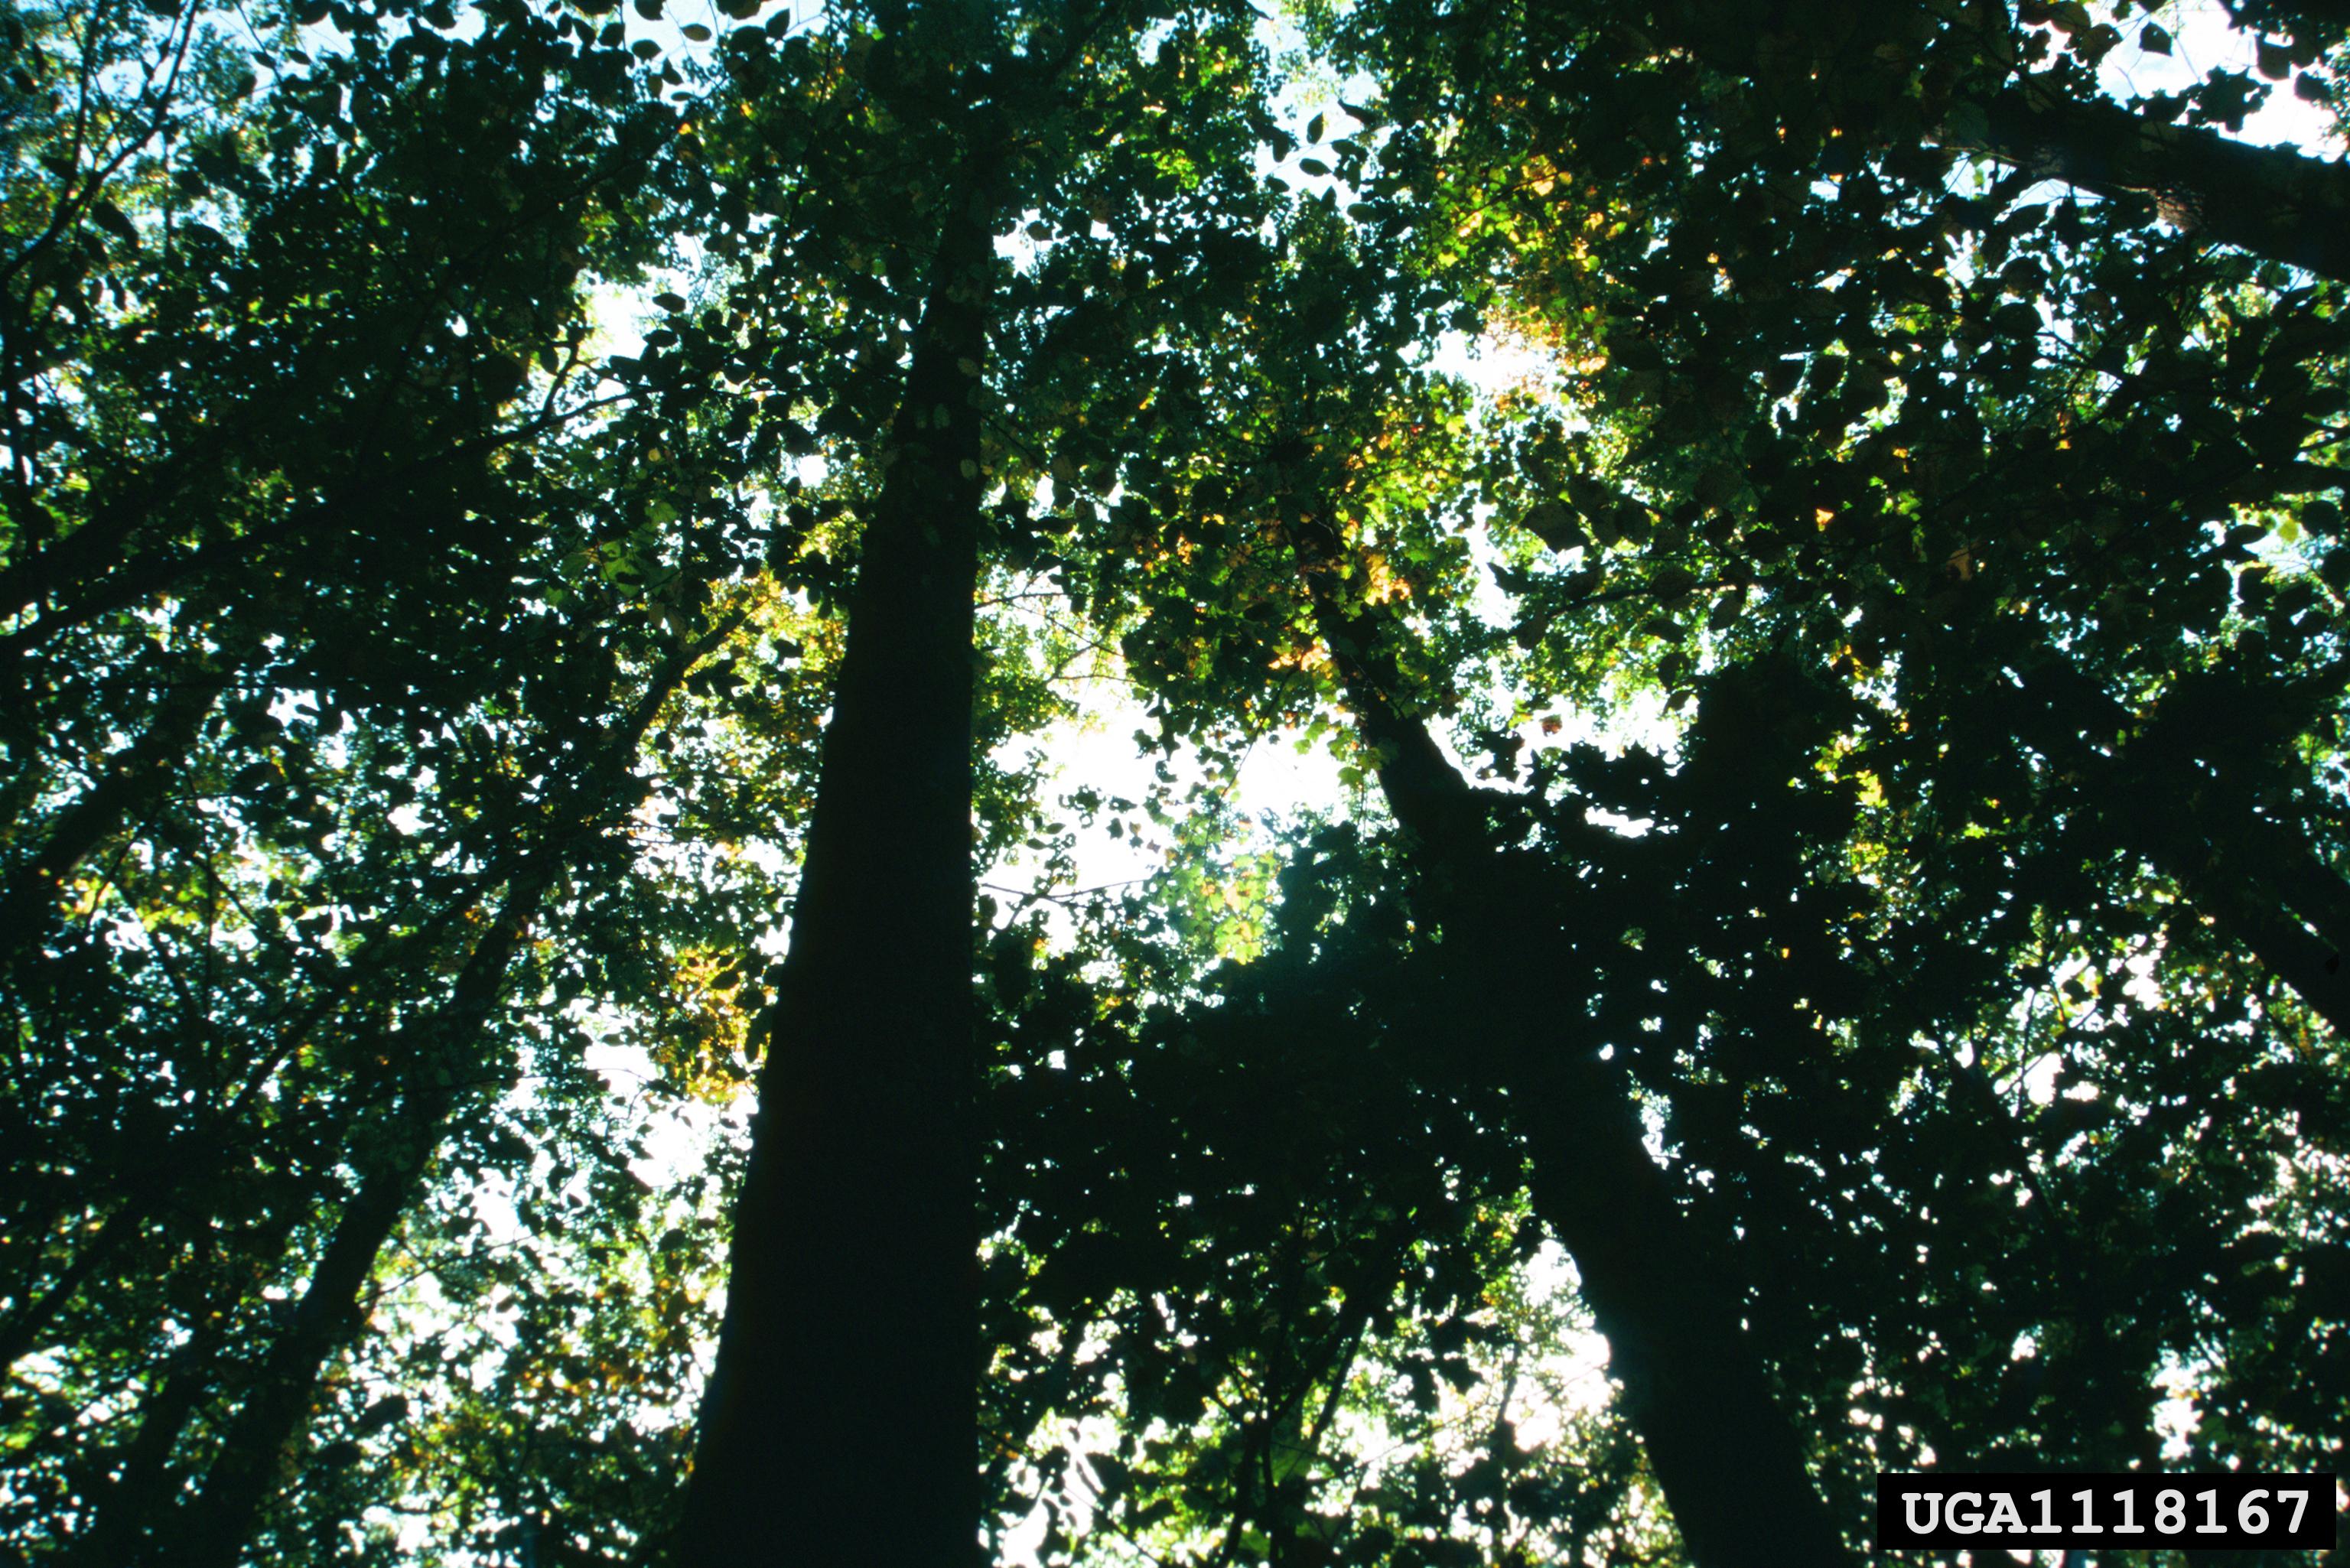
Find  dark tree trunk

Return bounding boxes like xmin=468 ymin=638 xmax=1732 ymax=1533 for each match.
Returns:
xmin=1512 ymin=1062 xmax=1857 ymax=1568
xmin=65 ymin=1324 xmax=236 ymax=1568
xmin=2214 ymin=886 xmax=2350 ymax=1036
xmin=0 ymin=1201 xmax=146 ymax=1376
xmin=0 ymin=485 xmax=158 ymax=625
xmin=136 ymin=633 xmax=711 ymax=1568
xmin=1302 ymin=581 xmax=1858 ymax=1568
xmin=2024 ymin=662 xmax=2350 ymax=1036
xmin=54 ymin=1208 xmax=310 ymax=1568
xmin=0 ymin=880 xmax=493 ymax=1378
xmin=151 ymin=877 xmax=552 ymax=1568
xmin=678 ymin=181 xmax=994 ymax=1568
xmin=2270 ymin=850 xmax=2350 ymax=961
xmin=2133 ymin=828 xmax=2350 ymax=1038
xmin=1644 ymin=0 xmax=2350 ymax=282
xmin=0 ymin=673 xmax=220 ymax=971
xmin=1971 ymin=79 xmax=2350 ymax=285
xmin=2200 ymin=821 xmax=2350 ymax=1031
xmin=0 ymin=675 xmax=221 ymax=1346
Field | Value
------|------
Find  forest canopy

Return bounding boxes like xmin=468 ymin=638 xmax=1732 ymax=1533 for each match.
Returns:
xmin=3 ymin=0 xmax=2348 ymax=1563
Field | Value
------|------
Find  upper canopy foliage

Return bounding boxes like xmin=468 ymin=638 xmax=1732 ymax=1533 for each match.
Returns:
xmin=3 ymin=0 xmax=2346 ymax=1563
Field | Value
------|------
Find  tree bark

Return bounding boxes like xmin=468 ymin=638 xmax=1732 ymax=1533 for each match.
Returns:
xmin=0 ymin=672 xmax=220 ymax=972
xmin=1642 ymin=0 xmax=2350 ymax=283
xmin=64 ymin=1323 xmax=237 ymax=1568
xmin=0 ymin=1199 xmax=145 ymax=1377
xmin=2016 ymin=659 xmax=2350 ymax=1036
xmin=132 ymin=629 xmax=714 ymax=1568
xmin=0 ymin=674 xmax=223 ymax=1340
xmin=153 ymin=1091 xmax=470 ymax=1568
xmin=148 ymin=846 xmax=570 ymax=1567
xmin=1968 ymin=77 xmax=2350 ymax=285
xmin=2119 ymin=819 xmax=2350 ymax=1038
xmin=677 ymin=178 xmax=994 ymax=1568
xmin=1300 ymin=574 xmax=1858 ymax=1568
xmin=1512 ymin=1062 xmax=1857 ymax=1568
xmin=2192 ymin=871 xmax=2350 ymax=1036
xmin=0 ymin=877 xmax=494 ymax=1380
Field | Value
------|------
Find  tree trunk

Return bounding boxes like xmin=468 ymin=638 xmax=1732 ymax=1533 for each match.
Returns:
xmin=2131 ymin=827 xmax=2350 ymax=1038
xmin=151 ymin=876 xmax=552 ymax=1568
xmin=1302 ymin=579 xmax=1858 ymax=1568
xmin=0 ymin=672 xmax=220 ymax=971
xmin=677 ymin=179 xmax=994 ymax=1568
xmin=65 ymin=1321 xmax=239 ymax=1568
xmin=1643 ymin=0 xmax=2350 ymax=283
xmin=133 ymin=629 xmax=714 ymax=1568
xmin=0 ymin=675 xmax=221 ymax=1349
xmin=0 ymin=1200 xmax=145 ymax=1376
xmin=2192 ymin=821 xmax=2350 ymax=1032
xmin=2018 ymin=661 xmax=2350 ymax=1036
xmin=1969 ymin=78 xmax=2350 ymax=285
xmin=0 ymin=483 xmax=161 ymax=626
xmin=1512 ymin=1059 xmax=1857 ymax=1568
xmin=0 ymin=878 xmax=494 ymax=1380
xmin=2270 ymin=849 xmax=2350 ymax=961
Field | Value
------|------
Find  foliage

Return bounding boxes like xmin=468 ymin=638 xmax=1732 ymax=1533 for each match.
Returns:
xmin=4 ymin=0 xmax=2348 ymax=1563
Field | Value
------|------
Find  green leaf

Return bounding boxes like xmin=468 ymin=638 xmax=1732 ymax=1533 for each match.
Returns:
xmin=1943 ymin=99 xmax=1991 ymax=145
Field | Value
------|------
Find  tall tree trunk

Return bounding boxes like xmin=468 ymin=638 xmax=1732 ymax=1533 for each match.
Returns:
xmin=0 ymin=1200 xmax=145 ymax=1376
xmin=0 ymin=672 xmax=220 ymax=971
xmin=151 ymin=876 xmax=551 ymax=1568
xmin=2166 ymin=818 xmax=2350 ymax=1036
xmin=1511 ymin=1065 xmax=1856 ymax=1568
xmin=0 ymin=477 xmax=180 ymax=628
xmin=0 ymin=879 xmax=493 ymax=1379
xmin=678 ymin=176 xmax=995 ymax=1568
xmin=2270 ymin=849 xmax=2350 ymax=961
xmin=1968 ymin=77 xmax=2350 ymax=285
xmin=1302 ymin=570 xmax=1858 ymax=1568
xmin=1643 ymin=0 xmax=2350 ymax=282
xmin=2016 ymin=661 xmax=2350 ymax=1036
xmin=0 ymin=675 xmax=221 ymax=1358
xmin=2124 ymin=823 xmax=2350 ymax=1037
xmin=129 ymin=629 xmax=715 ymax=1568
xmin=65 ymin=1318 xmax=239 ymax=1568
